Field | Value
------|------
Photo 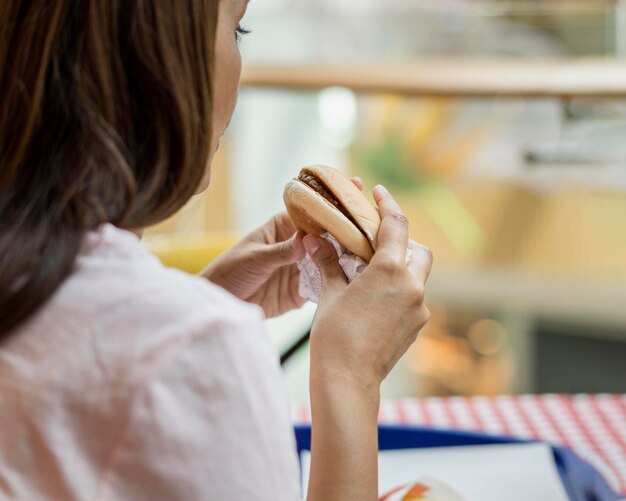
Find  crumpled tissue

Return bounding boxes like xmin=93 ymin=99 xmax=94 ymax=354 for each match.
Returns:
xmin=298 ymin=232 xmax=412 ymax=303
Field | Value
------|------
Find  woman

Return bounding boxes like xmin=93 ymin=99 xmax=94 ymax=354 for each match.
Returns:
xmin=0 ymin=1 xmax=432 ymax=499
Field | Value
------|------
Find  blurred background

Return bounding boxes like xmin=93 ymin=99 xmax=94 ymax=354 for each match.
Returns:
xmin=144 ymin=0 xmax=626 ymax=405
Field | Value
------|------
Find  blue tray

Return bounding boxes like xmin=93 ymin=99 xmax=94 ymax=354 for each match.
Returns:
xmin=294 ymin=424 xmax=622 ymax=501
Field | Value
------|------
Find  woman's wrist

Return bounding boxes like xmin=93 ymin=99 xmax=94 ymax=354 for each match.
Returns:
xmin=307 ymin=363 xmax=381 ymax=501
xmin=309 ymin=325 xmax=383 ymax=398
xmin=310 ymin=363 xmax=380 ymax=407
xmin=310 ymin=363 xmax=381 ymax=434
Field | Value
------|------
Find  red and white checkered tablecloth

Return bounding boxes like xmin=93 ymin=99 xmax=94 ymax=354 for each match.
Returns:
xmin=293 ymin=394 xmax=626 ymax=494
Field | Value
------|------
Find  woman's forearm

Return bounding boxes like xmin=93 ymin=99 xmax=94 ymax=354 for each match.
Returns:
xmin=306 ymin=368 xmax=380 ymax=501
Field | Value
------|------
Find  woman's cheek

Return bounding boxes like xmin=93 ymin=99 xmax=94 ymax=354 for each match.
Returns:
xmin=226 ymin=45 xmax=242 ymax=116
xmin=214 ymin=42 xmax=241 ymax=134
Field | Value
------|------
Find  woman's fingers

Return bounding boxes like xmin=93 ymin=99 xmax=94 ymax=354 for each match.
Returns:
xmin=350 ymin=176 xmax=364 ymax=191
xmin=257 ymin=231 xmax=306 ymax=268
xmin=303 ymin=235 xmax=348 ymax=300
xmin=273 ymin=211 xmax=297 ymax=239
xmin=371 ymin=185 xmax=409 ymax=266
xmin=407 ymin=240 xmax=433 ymax=284
xmin=370 ymin=186 xmax=432 ymax=283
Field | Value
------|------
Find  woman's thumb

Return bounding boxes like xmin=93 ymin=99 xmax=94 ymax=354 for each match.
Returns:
xmin=303 ymin=235 xmax=348 ymax=295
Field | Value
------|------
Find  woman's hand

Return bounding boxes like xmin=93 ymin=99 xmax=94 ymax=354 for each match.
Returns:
xmin=307 ymin=184 xmax=432 ymax=388
xmin=201 ymin=177 xmax=365 ymax=319
xmin=200 ymin=212 xmax=306 ymax=318
xmin=305 ymin=185 xmax=432 ymax=501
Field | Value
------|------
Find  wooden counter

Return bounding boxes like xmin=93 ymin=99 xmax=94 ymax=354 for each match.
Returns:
xmin=241 ymin=59 xmax=626 ymax=98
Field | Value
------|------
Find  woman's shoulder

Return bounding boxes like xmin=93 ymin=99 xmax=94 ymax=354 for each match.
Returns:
xmin=8 ymin=223 xmax=270 ymax=388
xmin=9 ymin=223 xmax=265 ymax=360
xmin=74 ymin=223 xmax=265 ymax=334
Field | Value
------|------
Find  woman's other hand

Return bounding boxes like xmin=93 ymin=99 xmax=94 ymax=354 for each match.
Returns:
xmin=201 ymin=177 xmax=365 ymax=318
xmin=200 ymin=212 xmax=306 ymax=318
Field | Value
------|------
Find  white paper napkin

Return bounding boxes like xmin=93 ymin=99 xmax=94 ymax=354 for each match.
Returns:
xmin=298 ymin=232 xmax=411 ymax=303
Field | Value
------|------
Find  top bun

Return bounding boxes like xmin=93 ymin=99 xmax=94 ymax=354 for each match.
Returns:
xmin=283 ymin=165 xmax=381 ymax=261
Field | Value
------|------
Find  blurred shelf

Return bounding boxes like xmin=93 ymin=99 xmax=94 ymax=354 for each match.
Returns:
xmin=428 ymin=266 xmax=626 ymax=336
xmin=241 ymin=58 xmax=626 ymax=98
xmin=345 ymin=0 xmax=616 ymax=14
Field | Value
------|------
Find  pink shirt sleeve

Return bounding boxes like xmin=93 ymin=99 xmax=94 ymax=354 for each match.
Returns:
xmin=98 ymin=307 xmax=302 ymax=501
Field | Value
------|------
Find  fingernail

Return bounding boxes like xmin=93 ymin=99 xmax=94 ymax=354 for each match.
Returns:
xmin=374 ymin=184 xmax=389 ymax=196
xmin=303 ymin=235 xmax=320 ymax=255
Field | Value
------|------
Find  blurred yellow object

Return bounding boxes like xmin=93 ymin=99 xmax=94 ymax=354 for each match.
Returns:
xmin=142 ymin=141 xmax=238 ymax=274
xmin=417 ymin=122 xmax=490 ymax=179
xmin=144 ymin=233 xmax=238 ymax=274
xmin=403 ymin=99 xmax=452 ymax=154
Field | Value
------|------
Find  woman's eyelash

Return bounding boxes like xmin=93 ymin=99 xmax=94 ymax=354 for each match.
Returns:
xmin=236 ymin=24 xmax=251 ymax=43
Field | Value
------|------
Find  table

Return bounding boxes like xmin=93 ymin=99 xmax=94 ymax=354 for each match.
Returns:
xmin=293 ymin=394 xmax=626 ymax=494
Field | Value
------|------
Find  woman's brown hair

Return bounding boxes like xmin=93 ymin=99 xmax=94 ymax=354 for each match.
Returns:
xmin=0 ymin=0 xmax=218 ymax=336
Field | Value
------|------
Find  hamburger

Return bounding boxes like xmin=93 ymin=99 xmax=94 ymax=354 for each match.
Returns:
xmin=283 ymin=165 xmax=381 ymax=262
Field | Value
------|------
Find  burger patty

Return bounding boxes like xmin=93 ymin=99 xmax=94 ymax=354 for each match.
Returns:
xmin=298 ymin=171 xmax=362 ymax=231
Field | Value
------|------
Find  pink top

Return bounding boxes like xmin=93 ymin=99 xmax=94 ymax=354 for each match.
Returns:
xmin=0 ymin=224 xmax=301 ymax=500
